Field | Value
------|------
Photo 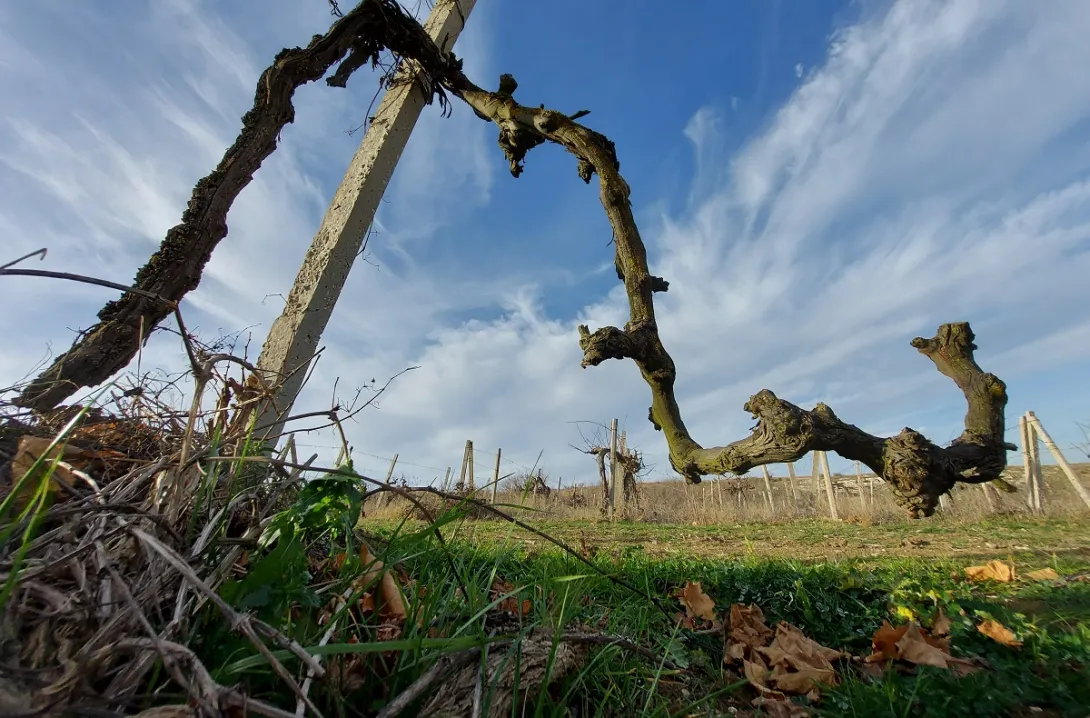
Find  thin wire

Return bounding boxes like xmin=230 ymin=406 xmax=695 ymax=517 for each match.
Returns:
xmin=289 ymin=442 xmax=552 ymax=482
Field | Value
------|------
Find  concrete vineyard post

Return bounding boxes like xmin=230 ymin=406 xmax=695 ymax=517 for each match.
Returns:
xmin=252 ymin=0 xmax=479 ymax=447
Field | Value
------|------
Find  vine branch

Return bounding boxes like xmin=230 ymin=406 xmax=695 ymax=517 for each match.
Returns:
xmin=441 ymin=73 xmax=1012 ymax=517
xmin=15 ymin=0 xmax=460 ymax=411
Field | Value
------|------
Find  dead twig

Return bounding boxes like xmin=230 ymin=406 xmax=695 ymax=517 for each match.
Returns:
xmin=125 ymin=525 xmax=327 ymax=717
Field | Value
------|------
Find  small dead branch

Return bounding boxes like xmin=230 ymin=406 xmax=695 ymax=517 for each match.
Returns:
xmin=378 ymin=628 xmax=678 ymax=718
xmin=420 ymin=630 xmax=587 ymax=718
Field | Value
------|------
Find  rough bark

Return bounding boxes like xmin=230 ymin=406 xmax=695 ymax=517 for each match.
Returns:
xmin=15 ymin=0 xmax=459 ymax=411
xmin=583 ymin=444 xmax=642 ymax=518
xmin=444 ymin=75 xmax=1013 ymax=517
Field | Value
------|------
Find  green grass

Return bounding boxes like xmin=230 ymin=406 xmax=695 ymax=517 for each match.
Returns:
xmin=433 ymin=515 xmax=1090 ymax=563
xmin=182 ymin=484 xmax=1090 ymax=717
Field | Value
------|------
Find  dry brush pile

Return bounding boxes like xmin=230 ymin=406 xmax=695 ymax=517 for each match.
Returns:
xmin=0 ymin=364 xmax=643 ymax=716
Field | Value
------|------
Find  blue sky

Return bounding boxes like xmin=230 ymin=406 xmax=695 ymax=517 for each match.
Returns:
xmin=2 ymin=0 xmax=1089 ymax=488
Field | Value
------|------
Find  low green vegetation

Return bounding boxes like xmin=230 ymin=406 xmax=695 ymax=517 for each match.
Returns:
xmin=183 ymin=479 xmax=1089 ymax=717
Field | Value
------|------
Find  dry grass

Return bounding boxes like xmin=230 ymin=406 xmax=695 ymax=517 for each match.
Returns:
xmin=366 ymin=463 xmax=1090 ymax=526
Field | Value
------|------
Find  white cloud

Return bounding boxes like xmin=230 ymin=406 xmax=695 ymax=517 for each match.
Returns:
xmin=4 ymin=0 xmax=1090 ymax=492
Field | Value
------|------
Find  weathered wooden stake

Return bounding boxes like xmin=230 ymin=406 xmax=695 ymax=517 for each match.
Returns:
xmin=760 ymin=465 xmax=775 ymax=513
xmin=785 ymin=462 xmax=799 ymax=508
xmin=1020 ymin=414 xmax=1038 ymax=512
xmin=608 ymin=419 xmax=619 ymax=522
xmin=819 ymin=451 xmax=840 ymax=520
xmin=457 ymin=440 xmax=470 ymax=493
xmin=1028 ymin=411 xmax=1090 ymax=510
xmin=467 ymin=440 xmax=475 ymax=493
xmin=981 ymin=482 xmax=997 ymax=512
xmin=1026 ymin=415 xmax=1044 ymax=513
xmin=491 ymin=448 xmax=502 ymax=502
xmin=375 ymin=453 xmax=398 ymax=509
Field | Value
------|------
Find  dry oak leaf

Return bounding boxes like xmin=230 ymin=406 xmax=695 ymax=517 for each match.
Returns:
xmin=964 ymin=560 xmax=1015 ymax=583
xmin=977 ymin=619 xmax=1022 ymax=648
xmin=677 ymin=581 xmax=717 ymax=622
xmin=1025 ymin=567 xmax=1060 ymax=582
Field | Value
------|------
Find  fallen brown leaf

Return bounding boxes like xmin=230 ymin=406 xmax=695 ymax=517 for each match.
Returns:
xmin=727 ymin=602 xmax=774 ymax=652
xmin=678 ymin=581 xmax=717 ymax=622
xmin=743 ymin=657 xmax=778 ymax=695
xmin=770 ymin=665 xmax=835 ymax=694
xmin=964 ymin=560 xmax=1015 ymax=583
xmin=977 ymin=619 xmax=1022 ymax=647
xmin=8 ymin=436 xmax=123 ymax=509
xmin=759 ymin=622 xmax=845 ymax=694
xmin=896 ymin=624 xmax=955 ymax=668
xmin=867 ymin=621 xmax=909 ymax=663
xmin=1025 ymin=568 xmax=1060 ymax=581
xmin=490 ymin=579 xmax=533 ymax=616
xmin=867 ymin=622 xmax=981 ymax=675
xmin=725 ymin=604 xmax=847 ymax=697
xmin=930 ymin=609 xmax=952 ymax=637
xmin=357 ymin=544 xmax=407 ymax=621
